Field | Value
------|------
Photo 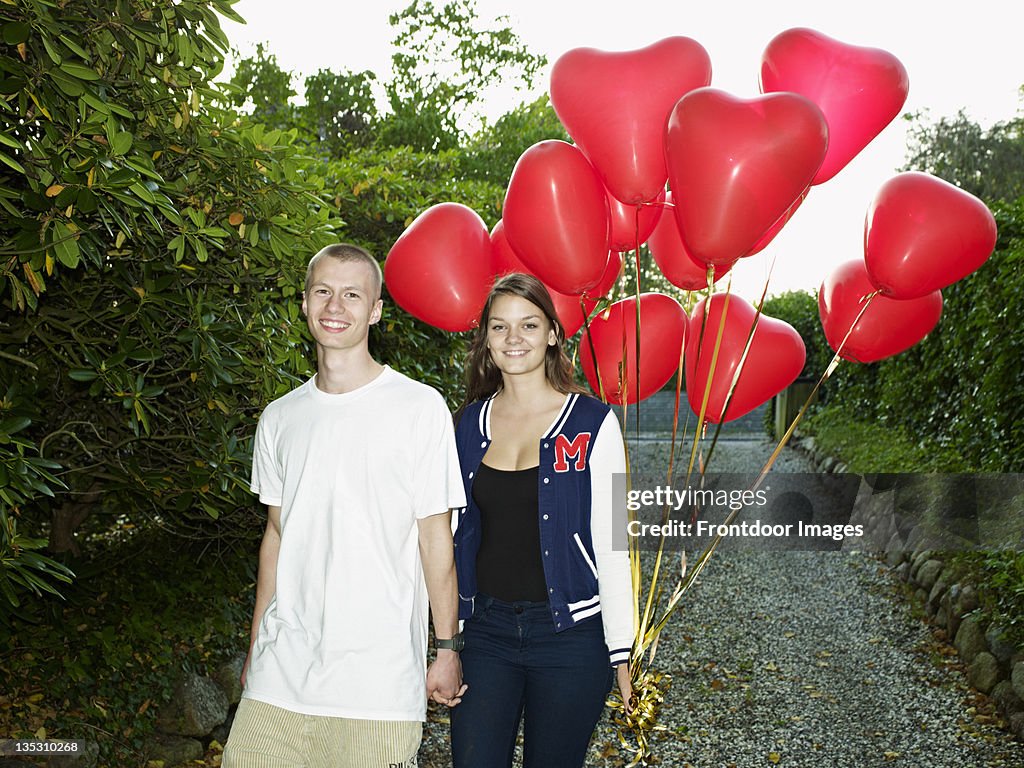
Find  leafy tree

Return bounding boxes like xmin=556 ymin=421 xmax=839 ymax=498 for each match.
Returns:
xmin=225 ymin=50 xmax=378 ymax=158
xmin=381 ymin=0 xmax=546 ymax=150
xmin=227 ymin=0 xmax=547 ymax=155
xmin=223 ymin=41 xmax=297 ymax=130
xmin=301 ymin=68 xmax=379 ymax=155
xmin=902 ymin=104 xmax=1024 ymax=202
xmin=0 ymin=0 xmax=343 ymax=612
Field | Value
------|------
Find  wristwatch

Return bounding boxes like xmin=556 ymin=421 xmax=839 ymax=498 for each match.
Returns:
xmin=434 ymin=632 xmax=465 ymax=652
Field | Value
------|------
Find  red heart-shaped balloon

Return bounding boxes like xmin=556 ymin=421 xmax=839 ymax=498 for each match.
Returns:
xmin=490 ymin=220 xmax=598 ymax=336
xmin=503 ymin=140 xmax=610 ymax=296
xmin=819 ymin=259 xmax=942 ymax=363
xmin=864 ymin=172 xmax=998 ymax=300
xmin=580 ymin=293 xmax=688 ymax=405
xmin=761 ymin=27 xmax=909 ymax=184
xmin=550 ymin=37 xmax=711 ymax=204
xmin=607 ymin=186 xmax=665 ymax=252
xmin=665 ymin=89 xmax=828 ymax=267
xmin=384 ymin=202 xmax=493 ymax=332
xmin=648 ymin=191 xmax=733 ymax=291
xmin=685 ymin=294 xmax=805 ymax=423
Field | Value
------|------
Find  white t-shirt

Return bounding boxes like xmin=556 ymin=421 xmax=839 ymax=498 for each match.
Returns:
xmin=244 ymin=366 xmax=466 ymax=720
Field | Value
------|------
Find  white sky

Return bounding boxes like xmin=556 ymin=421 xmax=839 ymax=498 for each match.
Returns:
xmin=220 ymin=0 xmax=1023 ymax=301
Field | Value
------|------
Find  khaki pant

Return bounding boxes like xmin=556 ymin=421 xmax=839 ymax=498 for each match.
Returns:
xmin=223 ymin=698 xmax=421 ymax=768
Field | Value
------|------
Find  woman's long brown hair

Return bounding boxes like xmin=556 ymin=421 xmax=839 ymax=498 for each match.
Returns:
xmin=461 ymin=273 xmax=585 ymax=409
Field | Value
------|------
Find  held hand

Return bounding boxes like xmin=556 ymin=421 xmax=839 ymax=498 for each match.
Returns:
xmin=426 ymin=651 xmax=467 ymax=708
xmin=616 ymin=663 xmax=633 ymax=715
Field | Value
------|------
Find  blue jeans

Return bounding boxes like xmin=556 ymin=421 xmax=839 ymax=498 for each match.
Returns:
xmin=450 ymin=594 xmax=614 ymax=768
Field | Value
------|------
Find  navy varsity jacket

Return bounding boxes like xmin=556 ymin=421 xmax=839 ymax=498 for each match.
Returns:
xmin=453 ymin=392 xmax=634 ymax=666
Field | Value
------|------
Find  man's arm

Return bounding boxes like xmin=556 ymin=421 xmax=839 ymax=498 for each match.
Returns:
xmin=241 ymin=504 xmax=281 ymax=687
xmin=417 ymin=511 xmax=466 ymax=707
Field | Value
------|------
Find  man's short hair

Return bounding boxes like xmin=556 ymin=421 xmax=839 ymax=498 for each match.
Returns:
xmin=305 ymin=244 xmax=383 ymax=300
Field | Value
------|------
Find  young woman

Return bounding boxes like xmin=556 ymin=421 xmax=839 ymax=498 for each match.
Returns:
xmin=449 ymin=273 xmax=634 ymax=768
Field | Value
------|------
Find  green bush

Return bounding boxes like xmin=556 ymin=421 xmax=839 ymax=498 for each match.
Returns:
xmin=801 ymin=408 xmax=969 ymax=473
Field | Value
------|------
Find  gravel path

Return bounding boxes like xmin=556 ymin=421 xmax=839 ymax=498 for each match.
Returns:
xmin=418 ymin=436 xmax=1024 ymax=767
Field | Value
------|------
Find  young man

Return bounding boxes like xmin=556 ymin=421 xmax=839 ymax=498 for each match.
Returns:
xmin=224 ymin=244 xmax=467 ymax=768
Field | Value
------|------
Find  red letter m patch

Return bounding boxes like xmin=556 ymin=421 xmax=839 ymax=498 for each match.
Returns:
xmin=553 ymin=432 xmax=591 ymax=473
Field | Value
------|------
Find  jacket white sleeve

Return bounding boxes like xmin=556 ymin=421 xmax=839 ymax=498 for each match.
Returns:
xmin=590 ymin=409 xmax=635 ymax=666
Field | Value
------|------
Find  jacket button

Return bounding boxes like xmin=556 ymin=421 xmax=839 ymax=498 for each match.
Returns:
xmin=543 ymin=442 xmax=549 ymax=449
xmin=468 ymin=472 xmax=474 ymax=479
xmin=549 ymin=588 xmax=554 ymax=594
xmin=544 ymin=550 xmax=549 ymax=556
xmin=480 ymin=441 xmax=487 ymax=448
xmin=542 ymin=514 xmax=549 ymax=521
xmin=543 ymin=478 xmax=550 ymax=484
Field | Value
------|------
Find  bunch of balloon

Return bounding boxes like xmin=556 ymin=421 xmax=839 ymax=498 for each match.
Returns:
xmin=377 ymin=28 xmax=985 ymax=767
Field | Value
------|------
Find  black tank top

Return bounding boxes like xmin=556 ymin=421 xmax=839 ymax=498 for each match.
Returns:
xmin=472 ymin=463 xmax=549 ymax=602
